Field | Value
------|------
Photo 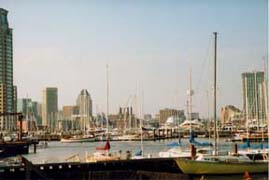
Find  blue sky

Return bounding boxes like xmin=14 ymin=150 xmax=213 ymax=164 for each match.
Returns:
xmin=0 ymin=0 xmax=267 ymax=117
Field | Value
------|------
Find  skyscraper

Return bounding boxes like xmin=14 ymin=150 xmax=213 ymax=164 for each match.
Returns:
xmin=0 ymin=8 xmax=17 ymax=131
xmin=242 ymin=71 xmax=266 ymax=124
xmin=77 ymin=89 xmax=92 ymax=117
xmin=76 ymin=89 xmax=92 ymax=130
xmin=17 ymin=98 xmax=42 ymax=126
xmin=17 ymin=98 xmax=31 ymax=117
xmin=42 ymin=87 xmax=58 ymax=130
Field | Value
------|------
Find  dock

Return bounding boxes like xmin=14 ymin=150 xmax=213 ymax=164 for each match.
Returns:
xmin=0 ymin=157 xmax=191 ymax=180
xmin=0 ymin=113 xmax=39 ymax=158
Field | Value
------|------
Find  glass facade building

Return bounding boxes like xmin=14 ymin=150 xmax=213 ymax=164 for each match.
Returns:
xmin=0 ymin=8 xmax=17 ymax=131
xmin=42 ymin=87 xmax=58 ymax=131
xmin=76 ymin=89 xmax=92 ymax=131
xmin=242 ymin=71 xmax=266 ymax=123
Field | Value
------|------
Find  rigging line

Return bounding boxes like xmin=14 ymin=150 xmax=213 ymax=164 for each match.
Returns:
xmin=195 ymin=37 xmax=213 ymax=94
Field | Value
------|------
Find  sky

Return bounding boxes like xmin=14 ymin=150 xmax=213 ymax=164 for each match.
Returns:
xmin=0 ymin=0 xmax=268 ymax=117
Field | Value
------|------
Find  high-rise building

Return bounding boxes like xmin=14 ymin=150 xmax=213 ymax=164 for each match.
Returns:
xmin=242 ymin=71 xmax=266 ymax=123
xmin=0 ymin=8 xmax=17 ymax=131
xmin=63 ymin=105 xmax=76 ymax=120
xmin=42 ymin=87 xmax=58 ymax=130
xmin=36 ymin=102 xmax=42 ymax=126
xmin=31 ymin=101 xmax=42 ymax=126
xmin=77 ymin=89 xmax=92 ymax=117
xmin=76 ymin=89 xmax=92 ymax=130
xmin=17 ymin=98 xmax=42 ymax=126
xmin=17 ymin=98 xmax=31 ymax=116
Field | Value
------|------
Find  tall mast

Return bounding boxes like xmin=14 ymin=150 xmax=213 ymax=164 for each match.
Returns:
xmin=262 ymin=57 xmax=268 ymax=140
xmin=140 ymin=87 xmax=144 ymax=156
xmin=254 ymin=71 xmax=259 ymax=129
xmin=189 ymin=67 xmax=193 ymax=121
xmin=106 ymin=64 xmax=109 ymax=139
xmin=187 ymin=67 xmax=194 ymax=134
xmin=245 ymin=78 xmax=249 ymax=139
xmin=213 ymin=32 xmax=217 ymax=155
xmin=206 ymin=90 xmax=211 ymax=142
xmin=136 ymin=81 xmax=139 ymax=129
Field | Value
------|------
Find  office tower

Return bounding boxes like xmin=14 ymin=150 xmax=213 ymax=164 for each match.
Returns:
xmin=77 ymin=89 xmax=92 ymax=117
xmin=242 ymin=71 xmax=266 ymax=124
xmin=31 ymin=101 xmax=42 ymax=126
xmin=0 ymin=8 xmax=17 ymax=131
xmin=17 ymin=98 xmax=31 ymax=117
xmin=17 ymin=98 xmax=42 ymax=126
xmin=42 ymin=87 xmax=58 ymax=130
xmin=76 ymin=89 xmax=92 ymax=130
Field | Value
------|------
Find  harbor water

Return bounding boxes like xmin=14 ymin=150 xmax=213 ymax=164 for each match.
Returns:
xmin=25 ymin=138 xmax=232 ymax=164
xmin=3 ymin=138 xmax=268 ymax=179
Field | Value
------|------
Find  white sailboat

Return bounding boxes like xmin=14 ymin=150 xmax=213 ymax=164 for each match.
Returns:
xmin=85 ymin=65 xmax=121 ymax=162
xmin=175 ymin=32 xmax=268 ymax=175
xmin=61 ymin=92 xmax=95 ymax=143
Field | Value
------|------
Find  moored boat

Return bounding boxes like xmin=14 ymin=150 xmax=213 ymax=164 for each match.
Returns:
xmin=175 ymin=32 xmax=269 ymax=175
xmin=175 ymin=154 xmax=268 ymax=174
xmin=60 ymin=135 xmax=95 ymax=143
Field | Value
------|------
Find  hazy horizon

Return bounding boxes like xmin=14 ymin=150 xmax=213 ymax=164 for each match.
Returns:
xmin=0 ymin=0 xmax=267 ymax=117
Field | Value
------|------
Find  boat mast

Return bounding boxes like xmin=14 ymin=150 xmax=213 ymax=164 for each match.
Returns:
xmin=245 ymin=78 xmax=249 ymax=140
xmin=213 ymin=32 xmax=217 ymax=155
xmin=106 ymin=64 xmax=109 ymax=140
xmin=254 ymin=71 xmax=259 ymax=130
xmin=187 ymin=67 xmax=193 ymax=133
xmin=206 ymin=90 xmax=211 ymax=142
xmin=140 ymin=87 xmax=144 ymax=156
xmin=189 ymin=68 xmax=193 ymax=121
xmin=263 ymin=57 xmax=269 ymax=137
xmin=261 ymin=57 xmax=268 ymax=141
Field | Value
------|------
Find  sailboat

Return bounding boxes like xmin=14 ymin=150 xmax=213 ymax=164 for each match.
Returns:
xmin=132 ymin=83 xmax=145 ymax=159
xmin=61 ymin=113 xmax=95 ymax=143
xmin=60 ymin=134 xmax=95 ymax=143
xmin=175 ymin=32 xmax=268 ymax=175
xmin=84 ymin=65 xmax=120 ymax=162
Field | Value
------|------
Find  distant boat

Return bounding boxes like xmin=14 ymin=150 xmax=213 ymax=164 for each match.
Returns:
xmin=85 ymin=151 xmax=120 ymax=163
xmin=159 ymin=146 xmax=212 ymax=158
xmin=132 ymin=150 xmax=144 ymax=159
xmin=60 ymin=135 xmax=95 ymax=143
xmin=189 ymin=131 xmax=212 ymax=147
xmin=85 ymin=141 xmax=120 ymax=162
xmin=96 ymin=140 xmax=110 ymax=151
xmin=117 ymin=134 xmax=139 ymax=141
xmin=159 ymin=147 xmax=191 ymax=158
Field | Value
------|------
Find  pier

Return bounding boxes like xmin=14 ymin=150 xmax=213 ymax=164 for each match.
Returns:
xmin=0 ymin=113 xmax=39 ymax=158
xmin=0 ymin=157 xmax=190 ymax=180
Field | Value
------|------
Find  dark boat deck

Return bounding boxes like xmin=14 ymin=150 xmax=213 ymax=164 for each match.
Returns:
xmin=0 ymin=157 xmax=190 ymax=180
xmin=0 ymin=140 xmax=38 ymax=158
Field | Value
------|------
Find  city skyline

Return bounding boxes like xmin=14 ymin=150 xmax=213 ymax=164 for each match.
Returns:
xmin=0 ymin=0 xmax=267 ymax=117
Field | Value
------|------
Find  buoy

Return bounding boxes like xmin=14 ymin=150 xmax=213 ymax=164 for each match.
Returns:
xmin=243 ymin=171 xmax=251 ymax=180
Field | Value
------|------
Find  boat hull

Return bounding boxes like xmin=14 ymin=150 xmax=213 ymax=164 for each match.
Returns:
xmin=61 ymin=138 xmax=95 ymax=143
xmin=175 ymin=159 xmax=268 ymax=174
xmin=0 ymin=141 xmax=29 ymax=157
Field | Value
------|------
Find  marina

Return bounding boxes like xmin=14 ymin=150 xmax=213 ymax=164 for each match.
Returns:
xmin=0 ymin=1 xmax=268 ymax=179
